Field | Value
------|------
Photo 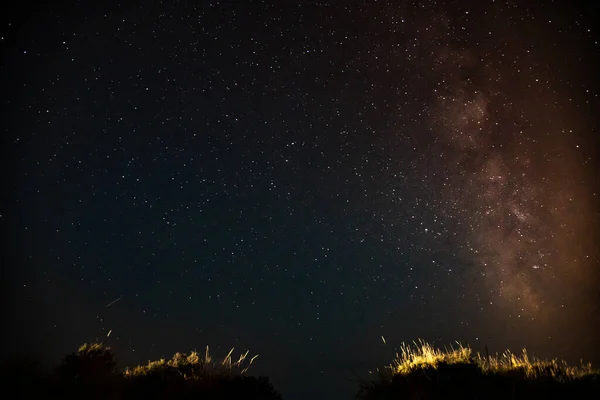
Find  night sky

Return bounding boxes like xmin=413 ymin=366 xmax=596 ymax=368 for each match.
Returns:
xmin=2 ymin=1 xmax=599 ymax=399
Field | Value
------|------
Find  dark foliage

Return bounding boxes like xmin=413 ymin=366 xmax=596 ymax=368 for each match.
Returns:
xmin=2 ymin=341 xmax=598 ymax=399
xmin=1 ymin=343 xmax=281 ymax=400
xmin=356 ymin=362 xmax=600 ymax=400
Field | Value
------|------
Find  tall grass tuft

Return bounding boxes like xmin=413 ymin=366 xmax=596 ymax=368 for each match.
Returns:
xmin=357 ymin=339 xmax=600 ymax=400
xmin=124 ymin=345 xmax=259 ymax=380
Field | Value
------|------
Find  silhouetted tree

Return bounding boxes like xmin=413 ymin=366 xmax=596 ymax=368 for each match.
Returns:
xmin=55 ymin=343 xmax=118 ymax=399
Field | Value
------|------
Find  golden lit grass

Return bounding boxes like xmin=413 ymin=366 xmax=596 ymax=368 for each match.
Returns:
xmin=18 ymin=343 xmax=281 ymax=399
xmin=124 ymin=345 xmax=258 ymax=380
xmin=477 ymin=348 xmax=597 ymax=381
xmin=390 ymin=339 xmax=474 ymax=375
xmin=371 ymin=338 xmax=598 ymax=382
xmin=357 ymin=339 xmax=599 ymax=399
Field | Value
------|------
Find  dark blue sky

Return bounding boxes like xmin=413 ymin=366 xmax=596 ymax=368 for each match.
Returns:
xmin=2 ymin=1 xmax=599 ymax=399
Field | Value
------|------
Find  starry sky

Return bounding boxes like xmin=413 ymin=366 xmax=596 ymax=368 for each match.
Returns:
xmin=2 ymin=1 xmax=599 ymax=399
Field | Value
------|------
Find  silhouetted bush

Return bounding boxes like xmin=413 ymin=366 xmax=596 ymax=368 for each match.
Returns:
xmin=356 ymin=340 xmax=600 ymax=400
xmin=53 ymin=343 xmax=119 ymax=399
xmin=120 ymin=346 xmax=280 ymax=400
xmin=1 ymin=342 xmax=281 ymax=400
xmin=57 ymin=343 xmax=118 ymax=382
xmin=2 ymin=339 xmax=597 ymax=399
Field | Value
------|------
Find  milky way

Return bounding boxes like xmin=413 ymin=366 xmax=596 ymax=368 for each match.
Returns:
xmin=3 ymin=2 xmax=599 ymax=400
xmin=412 ymin=7 xmax=599 ymax=327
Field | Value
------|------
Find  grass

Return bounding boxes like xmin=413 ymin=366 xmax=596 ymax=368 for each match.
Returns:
xmin=357 ymin=339 xmax=600 ymax=399
xmin=2 ymin=339 xmax=598 ymax=399
xmin=124 ymin=345 xmax=260 ymax=380
xmin=3 ymin=342 xmax=281 ymax=400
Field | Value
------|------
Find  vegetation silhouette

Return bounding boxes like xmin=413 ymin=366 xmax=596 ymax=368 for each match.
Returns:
xmin=2 ymin=342 xmax=281 ymax=400
xmin=1 ymin=339 xmax=599 ymax=399
xmin=356 ymin=339 xmax=600 ymax=400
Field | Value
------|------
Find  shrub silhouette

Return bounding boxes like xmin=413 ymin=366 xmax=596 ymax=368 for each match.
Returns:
xmin=1 ymin=342 xmax=283 ymax=400
xmin=356 ymin=340 xmax=600 ymax=400
xmin=54 ymin=343 xmax=119 ymax=399
xmin=57 ymin=343 xmax=118 ymax=383
xmin=3 ymin=339 xmax=596 ymax=399
xmin=122 ymin=346 xmax=280 ymax=400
